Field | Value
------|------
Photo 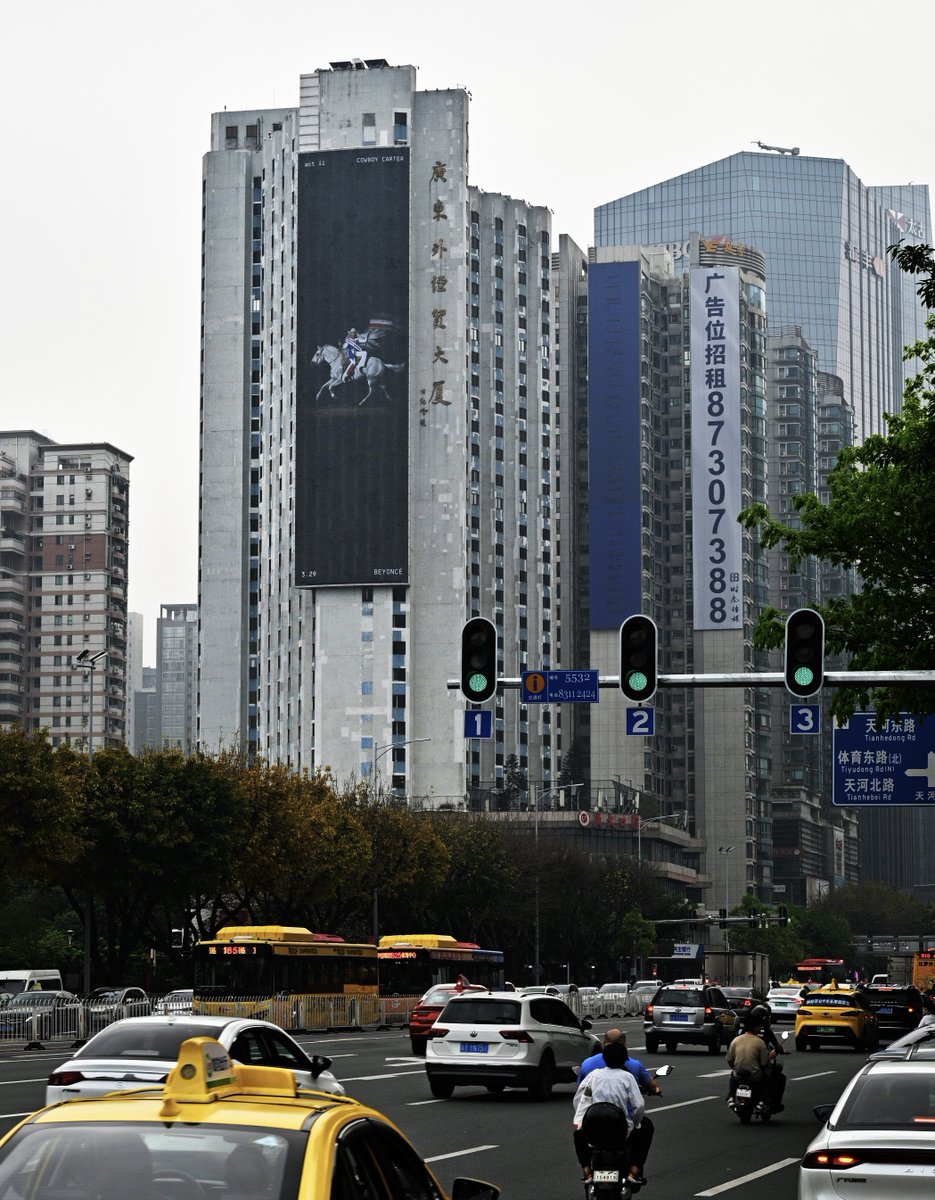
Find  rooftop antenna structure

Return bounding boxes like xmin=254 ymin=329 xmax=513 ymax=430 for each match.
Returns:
xmin=754 ymin=140 xmax=800 ymax=156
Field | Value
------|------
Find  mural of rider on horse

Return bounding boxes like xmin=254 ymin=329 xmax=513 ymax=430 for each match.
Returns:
xmin=312 ymin=315 xmax=406 ymax=405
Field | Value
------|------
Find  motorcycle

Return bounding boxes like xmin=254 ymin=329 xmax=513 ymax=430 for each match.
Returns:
xmin=581 ymin=1066 xmax=671 ymax=1200
xmin=729 ymin=1032 xmax=788 ymax=1124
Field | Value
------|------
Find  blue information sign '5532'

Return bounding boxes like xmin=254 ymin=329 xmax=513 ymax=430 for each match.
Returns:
xmin=833 ymin=712 xmax=935 ymax=807
xmin=521 ymin=670 xmax=599 ymax=704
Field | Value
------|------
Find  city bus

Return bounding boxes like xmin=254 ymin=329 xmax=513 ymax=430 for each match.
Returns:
xmin=792 ymin=957 xmax=855 ymax=987
xmin=377 ymin=934 xmax=505 ymax=995
xmin=192 ymin=925 xmax=379 ymax=1029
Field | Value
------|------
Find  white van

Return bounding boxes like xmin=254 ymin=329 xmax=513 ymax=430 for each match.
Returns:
xmin=0 ymin=970 xmax=63 ymax=995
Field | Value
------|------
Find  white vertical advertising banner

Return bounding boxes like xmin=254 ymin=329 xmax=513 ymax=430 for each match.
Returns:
xmin=691 ymin=265 xmax=743 ymax=630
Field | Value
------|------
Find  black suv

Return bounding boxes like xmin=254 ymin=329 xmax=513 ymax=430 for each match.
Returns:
xmin=643 ymin=984 xmax=737 ymax=1054
xmin=859 ymin=985 xmax=924 ymax=1037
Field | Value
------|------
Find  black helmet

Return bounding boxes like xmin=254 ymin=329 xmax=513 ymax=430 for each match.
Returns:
xmin=747 ymin=1005 xmax=770 ymax=1028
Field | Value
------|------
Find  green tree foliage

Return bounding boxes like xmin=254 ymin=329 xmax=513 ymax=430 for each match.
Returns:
xmin=0 ymin=726 xmax=82 ymax=884
xmin=891 ymin=240 xmax=935 ymax=309
xmin=725 ymin=896 xmax=806 ymax=976
xmin=815 ymin=881 xmax=933 ymax=937
xmin=409 ymin=814 xmax=520 ymax=950
xmin=788 ymin=904 xmax=854 ymax=961
xmin=740 ymin=313 xmax=935 ymax=721
xmin=501 ymin=754 xmax=527 ymax=810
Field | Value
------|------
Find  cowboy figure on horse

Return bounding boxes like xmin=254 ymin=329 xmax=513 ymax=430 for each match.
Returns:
xmin=341 ymin=328 xmax=369 ymax=382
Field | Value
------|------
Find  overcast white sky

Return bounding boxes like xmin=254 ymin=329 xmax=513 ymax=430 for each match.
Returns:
xmin=4 ymin=0 xmax=933 ymax=661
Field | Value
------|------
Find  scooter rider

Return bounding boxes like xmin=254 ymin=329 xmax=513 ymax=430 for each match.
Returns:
xmin=573 ymin=1040 xmax=645 ymax=1182
xmin=738 ymin=1003 xmax=785 ymax=1055
xmin=577 ymin=1029 xmax=661 ymax=1184
xmin=726 ymin=1008 xmax=785 ymax=1114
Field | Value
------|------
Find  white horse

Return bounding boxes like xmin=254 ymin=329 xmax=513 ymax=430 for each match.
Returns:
xmin=311 ymin=344 xmax=405 ymax=405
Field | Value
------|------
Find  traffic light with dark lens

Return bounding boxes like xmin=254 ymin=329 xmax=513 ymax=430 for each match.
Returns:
xmin=777 ymin=905 xmax=790 ymax=927
xmin=784 ymin=608 xmax=825 ymax=698
xmin=460 ymin=617 xmax=498 ymax=703
xmin=619 ymin=615 xmax=658 ymax=704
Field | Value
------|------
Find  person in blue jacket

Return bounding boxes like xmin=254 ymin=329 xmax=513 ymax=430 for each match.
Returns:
xmin=577 ymin=1029 xmax=662 ymax=1184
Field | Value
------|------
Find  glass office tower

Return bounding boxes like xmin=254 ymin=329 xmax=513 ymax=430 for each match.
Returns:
xmin=596 ymin=151 xmax=931 ymax=443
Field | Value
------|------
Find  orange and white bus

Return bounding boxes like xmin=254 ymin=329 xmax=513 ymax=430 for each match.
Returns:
xmin=193 ymin=925 xmax=379 ymax=1029
xmin=377 ymin=934 xmax=505 ymax=995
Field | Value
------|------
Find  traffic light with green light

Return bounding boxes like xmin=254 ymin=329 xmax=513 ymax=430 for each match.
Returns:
xmin=619 ymin=615 xmax=658 ymax=704
xmin=784 ymin=608 xmax=825 ymax=698
xmin=460 ymin=617 xmax=498 ymax=703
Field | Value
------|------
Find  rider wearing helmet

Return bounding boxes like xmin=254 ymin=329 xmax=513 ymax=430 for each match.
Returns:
xmin=726 ymin=1005 xmax=786 ymax=1114
xmin=740 ymin=1003 xmax=785 ymax=1055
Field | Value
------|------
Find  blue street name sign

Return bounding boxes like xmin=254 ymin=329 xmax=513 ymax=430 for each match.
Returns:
xmin=833 ymin=712 xmax=935 ymax=806
xmin=521 ymin=670 xmax=599 ymax=704
xmin=464 ymin=710 xmax=493 ymax=740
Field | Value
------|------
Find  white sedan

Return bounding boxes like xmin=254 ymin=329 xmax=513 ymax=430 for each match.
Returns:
xmin=46 ymin=1015 xmax=343 ymax=1104
xmin=766 ymin=986 xmax=805 ymax=1022
xmin=800 ymin=1058 xmax=935 ymax=1198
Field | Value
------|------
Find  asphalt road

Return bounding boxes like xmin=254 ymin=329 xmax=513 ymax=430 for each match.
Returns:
xmin=0 ymin=1016 xmax=865 ymax=1199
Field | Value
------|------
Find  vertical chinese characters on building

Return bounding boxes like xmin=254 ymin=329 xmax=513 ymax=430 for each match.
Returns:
xmin=690 ymin=265 xmax=742 ymax=630
xmin=422 ymin=160 xmax=451 ymax=424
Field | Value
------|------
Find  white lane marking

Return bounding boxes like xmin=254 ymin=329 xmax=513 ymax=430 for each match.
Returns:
xmin=694 ymin=1157 xmax=800 ymax=1196
xmin=650 ymin=1095 xmax=718 ymax=1114
xmin=698 ymin=1070 xmax=732 ymax=1078
xmin=426 ymin=1145 xmax=497 ymax=1163
xmin=0 ymin=1080 xmax=47 ymax=1086
xmin=409 ymin=1098 xmax=445 ymax=1106
xmin=790 ymin=1070 xmax=837 ymax=1081
xmin=341 ymin=1070 xmax=426 ymax=1081
xmin=0 ymin=1113 xmax=33 ymax=1120
xmin=386 ymin=1057 xmax=423 ymax=1063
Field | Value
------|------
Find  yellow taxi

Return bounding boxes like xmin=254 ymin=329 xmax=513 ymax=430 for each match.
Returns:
xmin=0 ymin=1038 xmax=499 ymax=1200
xmin=794 ymin=982 xmax=880 ymax=1052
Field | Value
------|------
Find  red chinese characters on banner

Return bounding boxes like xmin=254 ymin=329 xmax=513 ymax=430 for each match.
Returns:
xmin=579 ymin=811 xmax=640 ymax=831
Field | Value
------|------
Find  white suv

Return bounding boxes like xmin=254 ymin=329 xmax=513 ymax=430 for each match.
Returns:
xmin=424 ymin=990 xmax=600 ymax=1100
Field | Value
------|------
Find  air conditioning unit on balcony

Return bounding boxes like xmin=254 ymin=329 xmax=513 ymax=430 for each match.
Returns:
xmin=68 ymin=543 xmax=75 ymax=550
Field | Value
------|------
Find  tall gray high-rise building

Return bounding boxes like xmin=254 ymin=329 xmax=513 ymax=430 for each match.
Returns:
xmin=0 ymin=432 xmax=132 ymax=750
xmin=156 ymin=603 xmax=197 ymax=753
xmin=593 ymin=152 xmax=931 ymax=905
xmin=198 ymin=61 xmax=584 ymax=802
xmin=596 ymin=151 xmax=931 ymax=442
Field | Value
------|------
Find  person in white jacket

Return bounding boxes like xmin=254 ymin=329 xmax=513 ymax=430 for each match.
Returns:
xmin=572 ymin=1040 xmax=645 ymax=1181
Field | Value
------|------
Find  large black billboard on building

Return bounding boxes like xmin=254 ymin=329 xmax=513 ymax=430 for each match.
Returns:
xmin=295 ymin=148 xmax=410 ymax=587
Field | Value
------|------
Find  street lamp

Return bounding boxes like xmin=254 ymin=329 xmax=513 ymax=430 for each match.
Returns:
xmin=531 ymin=783 xmax=582 ymax=985
xmin=73 ymin=649 xmax=107 ymax=759
xmin=637 ymin=812 xmax=685 ymax=865
xmin=719 ymin=846 xmax=736 ymax=956
xmin=371 ymin=737 xmax=431 ymax=791
xmin=72 ymin=648 xmax=106 ymax=996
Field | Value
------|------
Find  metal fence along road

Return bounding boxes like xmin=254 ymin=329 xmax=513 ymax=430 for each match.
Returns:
xmin=0 ymin=992 xmax=422 ymax=1050
xmin=0 ymin=989 xmax=643 ymax=1051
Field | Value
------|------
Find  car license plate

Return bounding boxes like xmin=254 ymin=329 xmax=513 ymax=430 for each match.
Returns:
xmin=877 ymin=1006 xmax=893 ymax=1014
xmin=593 ymin=1171 xmax=619 ymax=1184
xmin=670 ymin=1013 xmax=690 ymax=1021
xmin=460 ymin=1042 xmax=488 ymax=1053
xmin=815 ymin=1026 xmax=838 ymax=1034
xmin=735 ymin=1085 xmax=753 ymax=1100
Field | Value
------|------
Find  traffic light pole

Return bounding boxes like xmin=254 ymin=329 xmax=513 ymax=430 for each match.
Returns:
xmin=447 ymin=670 xmax=935 ymax=691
